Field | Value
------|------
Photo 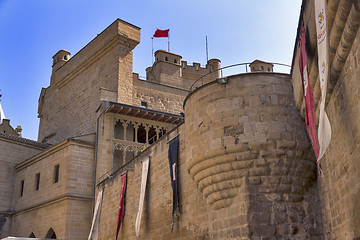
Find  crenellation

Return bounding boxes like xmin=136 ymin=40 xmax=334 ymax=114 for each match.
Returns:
xmin=145 ymin=50 xmax=221 ymax=90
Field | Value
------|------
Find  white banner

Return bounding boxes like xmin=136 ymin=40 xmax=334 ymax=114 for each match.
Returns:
xmin=88 ymin=188 xmax=104 ymax=240
xmin=0 ymin=102 xmax=5 ymax=124
xmin=315 ymin=0 xmax=332 ymax=161
xmin=135 ymin=156 xmax=150 ymax=237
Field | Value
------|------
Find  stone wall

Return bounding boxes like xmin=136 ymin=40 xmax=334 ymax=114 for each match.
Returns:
xmin=10 ymin=139 xmax=95 ymax=240
xmin=96 ymin=72 xmax=323 ymax=239
xmin=290 ymin=0 xmax=360 ymax=238
xmin=184 ymin=73 xmax=323 ymax=239
xmin=0 ymin=134 xmax=47 ymax=239
xmin=316 ymin=19 xmax=360 ymax=240
xmin=97 ymin=127 xmax=217 ymax=239
xmin=132 ymin=74 xmax=188 ymax=115
xmin=11 ymin=199 xmax=68 ymax=238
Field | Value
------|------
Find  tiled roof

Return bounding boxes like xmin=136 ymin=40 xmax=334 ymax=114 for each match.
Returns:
xmin=0 ymin=132 xmax=50 ymax=148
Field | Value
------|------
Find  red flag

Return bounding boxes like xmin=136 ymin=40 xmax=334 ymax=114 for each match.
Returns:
xmin=153 ymin=29 xmax=169 ymax=38
xmin=299 ymin=25 xmax=320 ymax=158
xmin=116 ymin=171 xmax=127 ymax=240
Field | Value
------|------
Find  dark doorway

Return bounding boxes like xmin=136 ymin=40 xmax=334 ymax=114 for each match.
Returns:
xmin=45 ymin=227 xmax=57 ymax=239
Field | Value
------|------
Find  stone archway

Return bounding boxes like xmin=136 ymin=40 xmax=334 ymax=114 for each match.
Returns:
xmin=45 ymin=228 xmax=57 ymax=239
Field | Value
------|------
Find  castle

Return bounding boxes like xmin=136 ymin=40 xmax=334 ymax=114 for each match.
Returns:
xmin=1 ymin=0 xmax=360 ymax=239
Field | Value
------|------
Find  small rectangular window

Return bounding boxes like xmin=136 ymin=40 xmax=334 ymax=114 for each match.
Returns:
xmin=20 ymin=180 xmax=24 ymax=197
xmin=35 ymin=173 xmax=40 ymax=191
xmin=54 ymin=164 xmax=59 ymax=183
xmin=141 ymin=101 xmax=147 ymax=108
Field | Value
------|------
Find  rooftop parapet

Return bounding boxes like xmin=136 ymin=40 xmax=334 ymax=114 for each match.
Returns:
xmin=145 ymin=50 xmax=220 ymax=89
xmin=51 ymin=19 xmax=140 ymax=88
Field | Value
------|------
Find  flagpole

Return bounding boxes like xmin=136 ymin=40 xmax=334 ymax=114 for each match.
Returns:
xmin=168 ymin=32 xmax=170 ymax=52
xmin=206 ymin=36 xmax=209 ymax=62
xmin=152 ymin=37 xmax=154 ymax=65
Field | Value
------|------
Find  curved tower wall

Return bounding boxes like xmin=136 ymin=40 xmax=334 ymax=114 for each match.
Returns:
xmin=184 ymin=73 xmax=321 ymax=238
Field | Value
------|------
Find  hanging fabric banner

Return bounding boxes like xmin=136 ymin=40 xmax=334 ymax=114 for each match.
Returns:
xmin=299 ymin=24 xmax=320 ymax=158
xmin=168 ymin=135 xmax=180 ymax=232
xmin=315 ymin=0 xmax=332 ymax=161
xmin=135 ymin=156 xmax=150 ymax=237
xmin=88 ymin=188 xmax=104 ymax=240
xmin=116 ymin=171 xmax=128 ymax=240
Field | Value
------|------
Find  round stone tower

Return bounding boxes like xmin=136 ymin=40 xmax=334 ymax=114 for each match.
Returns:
xmin=184 ymin=71 xmax=318 ymax=238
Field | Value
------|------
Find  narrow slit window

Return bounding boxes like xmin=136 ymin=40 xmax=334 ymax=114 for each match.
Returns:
xmin=35 ymin=173 xmax=40 ymax=191
xmin=20 ymin=180 xmax=24 ymax=197
xmin=54 ymin=164 xmax=59 ymax=183
xmin=141 ymin=101 xmax=147 ymax=108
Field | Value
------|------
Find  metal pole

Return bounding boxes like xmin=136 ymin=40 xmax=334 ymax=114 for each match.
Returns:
xmin=206 ymin=36 xmax=209 ymax=62
xmin=152 ymin=37 xmax=154 ymax=65
xmin=168 ymin=32 xmax=170 ymax=52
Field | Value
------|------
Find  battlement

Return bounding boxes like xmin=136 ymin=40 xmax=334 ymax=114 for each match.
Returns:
xmin=146 ymin=50 xmax=220 ymax=90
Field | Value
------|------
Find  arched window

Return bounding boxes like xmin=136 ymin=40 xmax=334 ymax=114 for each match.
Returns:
xmin=45 ymin=228 xmax=57 ymax=239
xmin=114 ymin=120 xmax=124 ymax=140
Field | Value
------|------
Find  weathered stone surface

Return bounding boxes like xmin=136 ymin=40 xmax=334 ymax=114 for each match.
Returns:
xmin=182 ymin=72 xmax=321 ymax=238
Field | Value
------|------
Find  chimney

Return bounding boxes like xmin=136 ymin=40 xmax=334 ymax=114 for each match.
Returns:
xmin=207 ymin=59 xmax=221 ymax=78
xmin=15 ymin=125 xmax=22 ymax=138
xmin=52 ymin=49 xmax=71 ymax=72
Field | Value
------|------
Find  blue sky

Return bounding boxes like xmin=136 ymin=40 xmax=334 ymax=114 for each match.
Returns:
xmin=0 ymin=0 xmax=302 ymax=140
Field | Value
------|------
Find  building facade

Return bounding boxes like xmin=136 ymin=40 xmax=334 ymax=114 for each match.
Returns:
xmin=1 ymin=0 xmax=360 ymax=239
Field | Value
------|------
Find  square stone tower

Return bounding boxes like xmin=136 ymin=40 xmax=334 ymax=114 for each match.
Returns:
xmin=38 ymin=19 xmax=140 ymax=144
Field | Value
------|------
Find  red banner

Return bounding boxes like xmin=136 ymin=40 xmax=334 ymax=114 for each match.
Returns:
xmin=299 ymin=25 xmax=320 ymax=158
xmin=116 ymin=171 xmax=127 ymax=240
xmin=153 ymin=29 xmax=169 ymax=38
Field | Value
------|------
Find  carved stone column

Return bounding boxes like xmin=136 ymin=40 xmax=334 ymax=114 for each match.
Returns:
xmin=144 ymin=124 xmax=150 ymax=145
xmin=122 ymin=120 xmax=128 ymax=141
xmin=134 ymin=122 xmax=139 ymax=143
